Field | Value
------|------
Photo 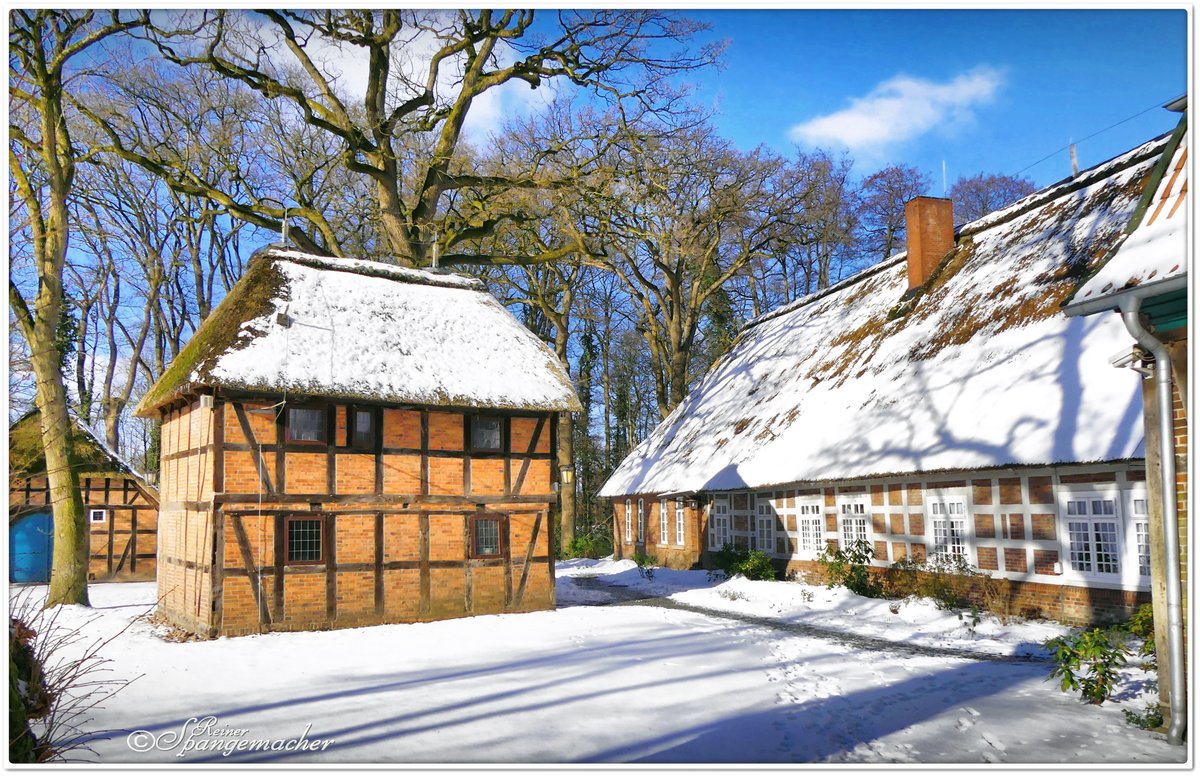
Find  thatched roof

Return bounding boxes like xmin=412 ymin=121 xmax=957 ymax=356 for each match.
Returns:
xmin=601 ymin=134 xmax=1168 ymax=497
xmin=136 ymin=248 xmax=582 ymax=416
xmin=9 ymin=410 xmax=149 ymax=486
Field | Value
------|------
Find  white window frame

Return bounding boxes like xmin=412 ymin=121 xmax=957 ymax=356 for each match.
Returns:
xmin=926 ymin=495 xmax=971 ymax=567
xmin=659 ymin=500 xmax=669 ymax=546
xmin=755 ymin=498 xmax=775 ymax=555
xmin=1126 ymin=490 xmax=1151 ymax=581
xmin=836 ymin=496 xmax=870 ymax=551
xmin=794 ymin=499 xmax=826 ymax=558
xmin=709 ymin=495 xmax=730 ymax=550
xmin=675 ymin=499 xmax=686 ymax=547
xmin=1058 ymin=490 xmax=1123 ymax=581
xmin=637 ymin=499 xmax=645 ymax=543
xmin=88 ymin=508 xmax=108 ymax=524
xmin=624 ymin=499 xmax=631 ymax=543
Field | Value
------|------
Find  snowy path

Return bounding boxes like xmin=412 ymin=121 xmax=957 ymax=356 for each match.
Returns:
xmin=17 ymin=566 xmax=1184 ymax=766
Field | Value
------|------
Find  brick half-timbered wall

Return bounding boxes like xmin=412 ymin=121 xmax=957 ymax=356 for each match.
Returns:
xmin=154 ymin=395 xmax=559 ymax=637
xmin=615 ymin=461 xmax=1151 ymax=626
xmin=612 ymin=496 xmax=705 ymax=569
xmin=9 ymin=473 xmax=158 ymax=581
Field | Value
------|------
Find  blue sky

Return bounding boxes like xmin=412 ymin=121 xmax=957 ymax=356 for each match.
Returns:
xmin=684 ymin=9 xmax=1188 ymax=189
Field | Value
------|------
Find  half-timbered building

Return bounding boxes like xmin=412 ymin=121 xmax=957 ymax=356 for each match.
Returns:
xmin=9 ymin=410 xmax=159 ymax=583
xmin=601 ymin=133 xmax=1177 ymax=625
xmin=136 ymin=248 xmax=580 ymax=637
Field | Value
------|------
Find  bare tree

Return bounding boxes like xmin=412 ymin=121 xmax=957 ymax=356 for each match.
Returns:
xmin=858 ymin=164 xmax=930 ymax=262
xmin=9 ymin=9 xmax=146 ymax=607
xmin=949 ymin=172 xmax=1037 ymax=224
xmin=81 ymin=9 xmax=718 ymax=267
xmin=587 ymin=118 xmax=817 ymax=417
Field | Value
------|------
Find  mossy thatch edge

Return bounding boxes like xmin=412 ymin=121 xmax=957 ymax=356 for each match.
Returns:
xmin=135 ymin=255 xmax=289 ymax=416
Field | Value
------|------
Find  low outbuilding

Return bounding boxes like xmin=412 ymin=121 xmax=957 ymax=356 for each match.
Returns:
xmin=136 ymin=248 xmax=581 ymax=636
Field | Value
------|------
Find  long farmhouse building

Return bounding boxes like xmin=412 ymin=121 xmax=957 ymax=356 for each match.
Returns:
xmin=600 ymin=132 xmax=1179 ymax=625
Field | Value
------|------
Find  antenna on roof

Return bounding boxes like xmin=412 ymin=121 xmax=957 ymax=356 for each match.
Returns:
xmin=1069 ymin=142 xmax=1079 ymax=178
xmin=281 ymin=208 xmax=291 ymax=247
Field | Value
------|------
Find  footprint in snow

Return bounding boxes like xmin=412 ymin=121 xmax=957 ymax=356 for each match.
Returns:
xmin=980 ymin=731 xmax=1007 ymax=752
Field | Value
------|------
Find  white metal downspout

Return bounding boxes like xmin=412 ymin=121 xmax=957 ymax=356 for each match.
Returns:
xmin=1120 ymin=295 xmax=1186 ymax=746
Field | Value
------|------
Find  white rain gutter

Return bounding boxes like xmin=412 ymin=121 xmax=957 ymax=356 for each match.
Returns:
xmin=1119 ymin=294 xmax=1186 ymax=746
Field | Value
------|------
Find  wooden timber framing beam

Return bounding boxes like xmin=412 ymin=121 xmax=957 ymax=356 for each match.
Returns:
xmin=230 ymin=514 xmax=272 ymax=626
xmin=233 ymin=402 xmax=275 ymax=495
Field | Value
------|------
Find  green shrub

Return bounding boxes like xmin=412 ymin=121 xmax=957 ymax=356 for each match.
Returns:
xmin=711 ymin=544 xmax=776 ymax=581
xmin=1044 ymin=626 xmax=1130 ymax=704
xmin=883 ymin=554 xmax=979 ymax=609
xmin=632 ymin=550 xmax=657 ymax=581
xmin=564 ymin=529 xmax=613 ymax=560
xmin=816 ymin=539 xmax=880 ymax=598
xmin=1123 ymin=701 xmax=1164 ymax=731
xmin=1123 ymin=603 xmax=1156 ymax=669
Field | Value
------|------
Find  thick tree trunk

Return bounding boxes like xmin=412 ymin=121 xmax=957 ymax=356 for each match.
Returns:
xmin=32 ymin=328 xmax=91 ymax=608
xmin=557 ymin=411 xmax=576 ymax=548
xmin=553 ymin=327 xmax=576 ymax=549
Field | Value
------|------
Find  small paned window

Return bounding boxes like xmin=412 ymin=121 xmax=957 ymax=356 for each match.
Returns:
xmin=349 ymin=407 xmax=374 ymax=448
xmin=710 ymin=496 xmax=730 ymax=549
xmin=637 ymin=500 xmax=645 ymax=542
xmin=287 ymin=407 xmax=326 ymax=444
xmin=286 ymin=518 xmax=323 ymax=564
xmin=88 ymin=509 xmax=107 ymax=524
xmin=1131 ymin=496 xmax=1151 ymax=577
xmin=659 ymin=501 xmax=669 ymax=545
xmin=624 ymin=500 xmax=632 ymax=542
xmin=755 ymin=499 xmax=775 ymax=553
xmin=1064 ymin=496 xmax=1120 ymax=575
xmin=929 ymin=500 xmax=968 ymax=564
xmin=675 ymin=500 xmax=686 ymax=546
xmin=471 ymin=416 xmax=503 ymax=451
xmin=797 ymin=502 xmax=824 ymax=555
xmin=471 ymin=515 xmax=505 ymax=558
xmin=838 ymin=501 xmax=868 ymax=549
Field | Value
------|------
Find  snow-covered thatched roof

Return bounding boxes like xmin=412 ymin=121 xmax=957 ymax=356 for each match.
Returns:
xmin=600 ymin=135 xmax=1170 ymax=498
xmin=9 ymin=409 xmax=157 ymax=496
xmin=1066 ymin=111 xmax=1188 ymax=314
xmin=136 ymin=248 xmax=581 ymax=416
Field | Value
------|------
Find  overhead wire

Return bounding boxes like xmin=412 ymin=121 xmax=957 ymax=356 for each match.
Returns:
xmin=1011 ymin=97 xmax=1177 ymax=178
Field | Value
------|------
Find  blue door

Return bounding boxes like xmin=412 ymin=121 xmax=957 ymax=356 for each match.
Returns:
xmin=10 ymin=512 xmax=53 ymax=583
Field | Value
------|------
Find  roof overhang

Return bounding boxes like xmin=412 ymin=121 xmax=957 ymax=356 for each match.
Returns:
xmin=1062 ymin=273 xmax=1188 ymax=320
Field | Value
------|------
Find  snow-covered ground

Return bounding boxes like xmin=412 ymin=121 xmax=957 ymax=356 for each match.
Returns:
xmin=12 ymin=562 xmax=1184 ymax=766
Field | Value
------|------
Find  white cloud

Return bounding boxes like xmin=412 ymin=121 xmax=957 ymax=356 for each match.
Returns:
xmin=789 ymin=67 xmax=1004 ymax=162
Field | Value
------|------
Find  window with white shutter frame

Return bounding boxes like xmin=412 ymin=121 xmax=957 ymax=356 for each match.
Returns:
xmin=1063 ymin=494 xmax=1121 ymax=576
xmin=659 ymin=501 xmax=669 ymax=546
xmin=624 ymin=500 xmax=632 ymax=543
xmin=755 ymin=498 xmax=775 ymax=554
xmin=928 ymin=498 xmax=969 ymax=565
xmin=1130 ymin=494 xmax=1150 ymax=578
xmin=710 ymin=496 xmax=730 ymax=550
xmin=837 ymin=499 xmax=869 ymax=550
xmin=675 ymin=500 xmax=686 ymax=546
xmin=637 ymin=500 xmax=645 ymax=542
xmin=795 ymin=501 xmax=825 ymax=557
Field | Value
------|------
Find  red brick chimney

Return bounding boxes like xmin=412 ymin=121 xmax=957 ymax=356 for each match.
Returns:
xmin=904 ymin=196 xmax=955 ymax=289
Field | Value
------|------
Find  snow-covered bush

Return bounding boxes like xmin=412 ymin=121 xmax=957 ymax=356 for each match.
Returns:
xmin=816 ymin=539 xmax=879 ymax=597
